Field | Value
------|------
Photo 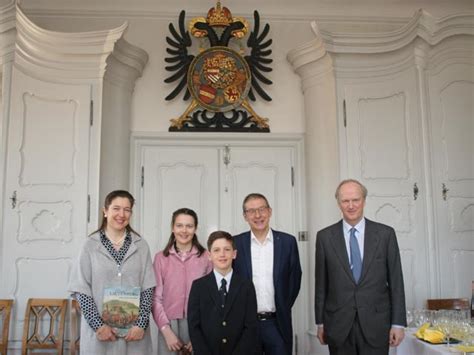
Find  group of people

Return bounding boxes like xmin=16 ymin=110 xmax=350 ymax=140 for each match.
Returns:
xmin=68 ymin=178 xmax=407 ymax=355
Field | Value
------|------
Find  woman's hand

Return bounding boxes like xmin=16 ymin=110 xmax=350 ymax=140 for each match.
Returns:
xmin=125 ymin=325 xmax=145 ymax=341
xmin=161 ymin=325 xmax=183 ymax=351
xmin=96 ymin=324 xmax=117 ymax=341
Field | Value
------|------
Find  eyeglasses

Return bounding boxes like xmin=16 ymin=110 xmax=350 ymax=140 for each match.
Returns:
xmin=244 ymin=206 xmax=269 ymax=216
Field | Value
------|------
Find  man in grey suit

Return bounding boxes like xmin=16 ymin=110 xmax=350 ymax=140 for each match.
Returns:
xmin=315 ymin=179 xmax=406 ymax=355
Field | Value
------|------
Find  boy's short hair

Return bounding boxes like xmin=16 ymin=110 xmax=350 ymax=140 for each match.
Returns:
xmin=207 ymin=230 xmax=235 ymax=250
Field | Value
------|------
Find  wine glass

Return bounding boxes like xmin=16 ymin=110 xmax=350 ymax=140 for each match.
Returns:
xmin=436 ymin=310 xmax=457 ymax=347
xmin=406 ymin=308 xmax=414 ymax=328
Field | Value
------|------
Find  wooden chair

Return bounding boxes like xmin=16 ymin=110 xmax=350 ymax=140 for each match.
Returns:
xmin=70 ymin=299 xmax=80 ymax=355
xmin=22 ymin=298 xmax=68 ymax=355
xmin=0 ymin=300 xmax=13 ymax=355
xmin=426 ymin=298 xmax=470 ymax=311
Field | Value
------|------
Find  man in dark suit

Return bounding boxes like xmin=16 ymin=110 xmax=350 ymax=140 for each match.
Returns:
xmin=315 ymin=179 xmax=406 ymax=355
xmin=233 ymin=193 xmax=302 ymax=355
xmin=188 ymin=231 xmax=258 ymax=355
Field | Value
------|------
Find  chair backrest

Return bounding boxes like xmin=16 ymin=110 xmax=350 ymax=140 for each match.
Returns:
xmin=426 ymin=298 xmax=470 ymax=311
xmin=70 ymin=299 xmax=80 ymax=355
xmin=21 ymin=298 xmax=68 ymax=355
xmin=0 ymin=300 xmax=13 ymax=355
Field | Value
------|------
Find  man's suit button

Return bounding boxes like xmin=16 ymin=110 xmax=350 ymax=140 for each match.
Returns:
xmin=222 ymin=338 xmax=227 ymax=343
xmin=222 ymin=321 xmax=227 ymax=326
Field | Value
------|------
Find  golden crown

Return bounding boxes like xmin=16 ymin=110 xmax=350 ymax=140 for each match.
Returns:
xmin=207 ymin=1 xmax=233 ymax=27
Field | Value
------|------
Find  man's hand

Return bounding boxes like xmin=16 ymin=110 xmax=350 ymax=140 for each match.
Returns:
xmin=317 ymin=326 xmax=327 ymax=345
xmin=96 ymin=324 xmax=117 ymax=341
xmin=389 ymin=327 xmax=405 ymax=347
xmin=125 ymin=325 xmax=144 ymax=341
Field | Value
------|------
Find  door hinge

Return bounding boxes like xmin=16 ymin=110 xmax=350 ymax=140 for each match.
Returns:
xmin=90 ymin=100 xmax=94 ymax=126
xmin=343 ymin=99 xmax=347 ymax=127
xmin=87 ymin=194 xmax=91 ymax=223
xmin=291 ymin=166 xmax=295 ymax=187
xmin=141 ymin=166 xmax=144 ymax=188
xmin=223 ymin=145 xmax=231 ymax=167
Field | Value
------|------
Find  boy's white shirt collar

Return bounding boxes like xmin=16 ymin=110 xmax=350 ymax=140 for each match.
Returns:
xmin=213 ymin=268 xmax=233 ymax=291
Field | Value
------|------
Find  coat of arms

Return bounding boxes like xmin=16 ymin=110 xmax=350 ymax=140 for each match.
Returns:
xmin=165 ymin=1 xmax=272 ymax=132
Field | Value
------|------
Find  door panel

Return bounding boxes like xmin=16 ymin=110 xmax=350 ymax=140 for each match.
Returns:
xmin=0 ymin=67 xmax=91 ymax=341
xmin=428 ymin=62 xmax=474 ymax=298
xmin=341 ymin=68 xmax=430 ymax=309
xmin=220 ymin=146 xmax=295 ymax=235
xmin=141 ymin=145 xmax=219 ymax=256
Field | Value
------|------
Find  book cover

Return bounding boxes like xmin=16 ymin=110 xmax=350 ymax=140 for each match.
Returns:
xmin=102 ymin=286 xmax=141 ymax=337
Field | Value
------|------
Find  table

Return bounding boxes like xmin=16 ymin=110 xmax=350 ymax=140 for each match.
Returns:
xmin=391 ymin=329 xmax=468 ymax=355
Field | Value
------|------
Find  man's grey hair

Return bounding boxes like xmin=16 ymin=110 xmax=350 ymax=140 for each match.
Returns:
xmin=335 ymin=179 xmax=368 ymax=201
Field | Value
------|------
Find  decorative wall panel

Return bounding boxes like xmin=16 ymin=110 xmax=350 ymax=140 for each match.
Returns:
xmin=17 ymin=201 xmax=73 ymax=243
xmin=439 ymin=81 xmax=474 ymax=181
xmin=359 ymin=93 xmax=409 ymax=180
xmin=156 ymin=162 xmax=206 ymax=247
xmin=20 ymin=93 xmax=77 ymax=186
xmin=365 ymin=196 xmax=412 ymax=234
xmin=448 ymin=198 xmax=474 ymax=232
xmin=452 ymin=250 xmax=474 ymax=298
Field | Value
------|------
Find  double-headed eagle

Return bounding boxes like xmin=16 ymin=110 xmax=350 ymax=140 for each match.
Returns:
xmin=165 ymin=1 xmax=273 ymax=131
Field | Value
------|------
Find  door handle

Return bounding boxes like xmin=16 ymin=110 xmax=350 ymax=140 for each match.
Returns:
xmin=413 ymin=183 xmax=419 ymax=200
xmin=442 ymin=183 xmax=449 ymax=201
xmin=10 ymin=190 xmax=17 ymax=209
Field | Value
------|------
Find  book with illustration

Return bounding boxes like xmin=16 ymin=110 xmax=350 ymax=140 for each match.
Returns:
xmin=102 ymin=286 xmax=140 ymax=337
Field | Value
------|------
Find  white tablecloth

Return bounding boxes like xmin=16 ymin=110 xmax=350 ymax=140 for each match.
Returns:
xmin=391 ymin=329 xmax=464 ymax=355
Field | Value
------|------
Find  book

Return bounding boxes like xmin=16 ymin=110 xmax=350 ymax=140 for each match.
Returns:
xmin=102 ymin=286 xmax=141 ymax=337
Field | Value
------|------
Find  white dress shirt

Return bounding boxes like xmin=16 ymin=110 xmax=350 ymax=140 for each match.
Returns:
xmin=213 ymin=269 xmax=233 ymax=292
xmin=250 ymin=229 xmax=275 ymax=313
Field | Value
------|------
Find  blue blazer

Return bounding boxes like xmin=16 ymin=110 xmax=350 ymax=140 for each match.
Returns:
xmin=233 ymin=229 xmax=302 ymax=354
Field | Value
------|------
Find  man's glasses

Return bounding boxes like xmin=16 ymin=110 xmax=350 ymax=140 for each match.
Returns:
xmin=244 ymin=206 xmax=269 ymax=216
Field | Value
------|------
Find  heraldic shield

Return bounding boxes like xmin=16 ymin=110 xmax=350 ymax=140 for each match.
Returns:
xmin=164 ymin=1 xmax=273 ymax=132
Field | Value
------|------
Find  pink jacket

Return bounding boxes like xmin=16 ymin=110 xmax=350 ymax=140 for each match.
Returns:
xmin=152 ymin=246 xmax=212 ymax=329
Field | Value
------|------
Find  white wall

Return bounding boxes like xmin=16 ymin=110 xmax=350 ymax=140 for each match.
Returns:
xmin=24 ymin=0 xmax=473 ymax=135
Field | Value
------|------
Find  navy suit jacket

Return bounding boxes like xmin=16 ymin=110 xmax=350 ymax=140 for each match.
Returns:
xmin=233 ymin=229 xmax=302 ymax=354
xmin=315 ymin=219 xmax=406 ymax=347
xmin=188 ymin=272 xmax=258 ymax=355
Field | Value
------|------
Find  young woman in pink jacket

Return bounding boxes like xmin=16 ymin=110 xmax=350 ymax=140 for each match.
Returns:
xmin=152 ymin=208 xmax=212 ymax=354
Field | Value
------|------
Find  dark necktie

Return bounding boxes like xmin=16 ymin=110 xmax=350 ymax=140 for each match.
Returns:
xmin=219 ymin=278 xmax=227 ymax=308
xmin=350 ymin=227 xmax=362 ymax=283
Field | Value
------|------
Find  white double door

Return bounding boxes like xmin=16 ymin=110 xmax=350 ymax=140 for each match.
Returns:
xmin=133 ymin=136 xmax=307 ymax=354
xmin=136 ymin=140 xmax=300 ymax=256
xmin=341 ymin=60 xmax=474 ymax=305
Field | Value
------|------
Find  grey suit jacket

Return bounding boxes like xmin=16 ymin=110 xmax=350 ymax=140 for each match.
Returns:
xmin=314 ymin=218 xmax=406 ymax=347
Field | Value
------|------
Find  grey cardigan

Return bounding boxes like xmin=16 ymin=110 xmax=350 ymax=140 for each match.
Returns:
xmin=68 ymin=231 xmax=156 ymax=355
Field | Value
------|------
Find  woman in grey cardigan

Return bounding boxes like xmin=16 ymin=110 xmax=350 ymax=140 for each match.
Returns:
xmin=68 ymin=190 xmax=156 ymax=355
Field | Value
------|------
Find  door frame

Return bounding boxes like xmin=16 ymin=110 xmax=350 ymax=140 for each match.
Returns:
xmin=130 ymin=132 xmax=309 ymax=354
